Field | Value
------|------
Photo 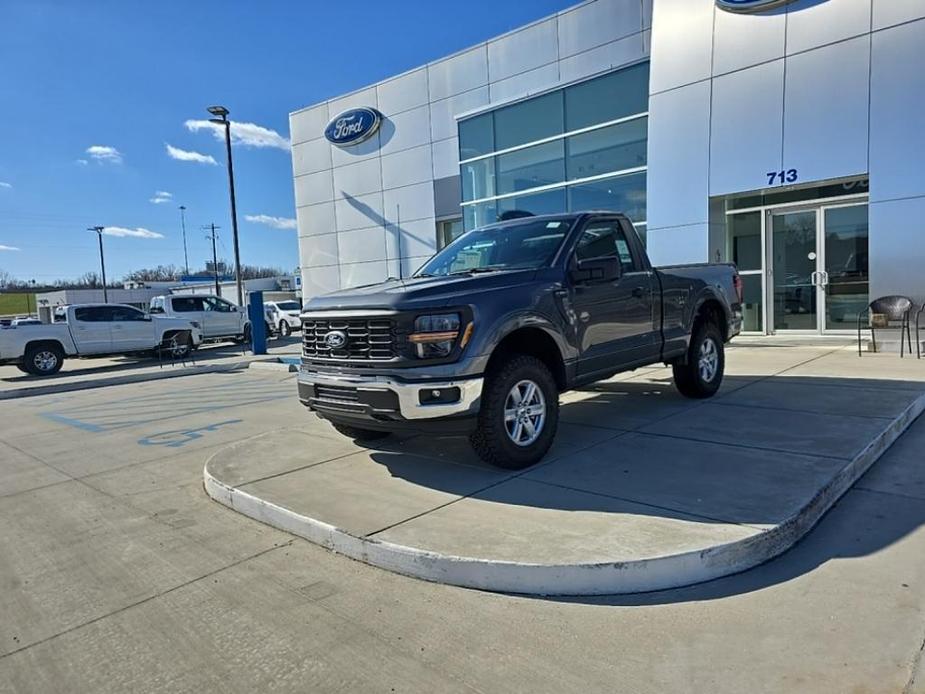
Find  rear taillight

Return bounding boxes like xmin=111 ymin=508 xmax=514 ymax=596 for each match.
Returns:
xmin=732 ymin=274 xmax=744 ymax=304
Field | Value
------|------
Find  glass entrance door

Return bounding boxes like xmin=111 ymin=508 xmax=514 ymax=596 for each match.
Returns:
xmin=822 ymin=203 xmax=869 ymax=331
xmin=767 ymin=203 xmax=869 ymax=333
xmin=770 ymin=210 xmax=819 ymax=331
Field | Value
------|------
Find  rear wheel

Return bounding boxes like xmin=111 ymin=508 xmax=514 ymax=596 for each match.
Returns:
xmin=331 ymin=422 xmax=391 ymax=441
xmin=24 ymin=343 xmax=64 ymax=376
xmin=279 ymin=320 xmax=292 ymax=337
xmin=470 ymin=355 xmax=559 ymax=469
xmin=673 ymin=321 xmax=724 ymax=399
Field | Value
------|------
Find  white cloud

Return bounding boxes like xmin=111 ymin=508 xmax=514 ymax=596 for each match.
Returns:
xmin=150 ymin=190 xmax=173 ymax=204
xmin=245 ymin=214 xmax=297 ymax=230
xmin=0 ymin=244 xmax=19 ymax=251
xmin=102 ymin=226 xmax=164 ymax=239
xmin=165 ymin=143 xmax=217 ymax=165
xmin=184 ymin=119 xmax=290 ymax=150
xmin=0 ymin=182 xmax=11 ymax=189
xmin=86 ymin=145 xmax=123 ymax=164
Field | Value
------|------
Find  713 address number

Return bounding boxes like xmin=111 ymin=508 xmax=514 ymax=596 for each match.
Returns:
xmin=767 ymin=169 xmax=798 ymax=186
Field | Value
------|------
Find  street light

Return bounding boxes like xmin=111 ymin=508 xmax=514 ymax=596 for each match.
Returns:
xmin=207 ymin=105 xmax=243 ymax=306
xmin=87 ymin=226 xmax=108 ymax=302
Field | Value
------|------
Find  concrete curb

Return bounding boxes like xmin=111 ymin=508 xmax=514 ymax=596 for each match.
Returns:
xmin=0 ymin=360 xmax=251 ymax=400
xmin=247 ymin=360 xmax=299 ymax=373
xmin=203 ymin=393 xmax=925 ymax=596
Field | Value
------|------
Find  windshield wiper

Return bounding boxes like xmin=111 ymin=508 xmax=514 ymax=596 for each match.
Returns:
xmin=447 ymin=266 xmax=510 ymax=276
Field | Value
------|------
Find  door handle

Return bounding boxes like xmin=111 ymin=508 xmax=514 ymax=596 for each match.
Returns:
xmin=810 ymin=271 xmax=820 ymax=286
xmin=631 ymin=286 xmax=645 ymax=298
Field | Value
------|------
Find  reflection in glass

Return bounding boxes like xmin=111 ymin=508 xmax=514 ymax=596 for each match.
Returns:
xmin=741 ymin=274 xmax=763 ymax=332
xmin=496 ymin=141 xmax=565 ymax=195
xmin=566 ymin=118 xmax=647 ymax=180
xmin=772 ymin=211 xmax=817 ymax=331
xmin=726 ymin=211 xmax=762 ymax=271
xmin=496 ymin=188 xmax=567 ymax=219
xmin=565 ymin=62 xmax=650 ymax=131
xmin=461 ymin=158 xmax=494 ymax=202
xmin=463 ymin=201 xmax=497 ymax=230
xmin=458 ymin=113 xmax=494 ymax=159
xmin=824 ymin=204 xmax=869 ymax=329
xmin=494 ymin=91 xmax=564 ymax=151
xmin=567 ymin=172 xmax=646 ymax=222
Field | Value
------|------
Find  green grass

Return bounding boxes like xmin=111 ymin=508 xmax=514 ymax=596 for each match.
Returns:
xmin=0 ymin=293 xmax=35 ymax=315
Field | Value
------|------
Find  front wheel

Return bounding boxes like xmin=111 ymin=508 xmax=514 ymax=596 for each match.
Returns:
xmin=278 ymin=320 xmax=292 ymax=337
xmin=673 ymin=322 xmax=724 ymax=399
xmin=469 ymin=355 xmax=559 ymax=470
xmin=24 ymin=343 xmax=65 ymax=376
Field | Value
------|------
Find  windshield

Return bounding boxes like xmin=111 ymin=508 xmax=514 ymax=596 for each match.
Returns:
xmin=274 ymin=301 xmax=301 ymax=311
xmin=415 ymin=217 xmax=574 ymax=277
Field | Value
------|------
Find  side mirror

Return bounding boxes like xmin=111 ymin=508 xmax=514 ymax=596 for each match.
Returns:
xmin=570 ymin=256 xmax=622 ymax=284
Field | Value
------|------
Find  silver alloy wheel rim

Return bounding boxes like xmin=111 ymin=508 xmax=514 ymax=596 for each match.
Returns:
xmin=699 ymin=337 xmax=719 ymax=382
xmin=34 ymin=351 xmax=57 ymax=372
xmin=503 ymin=379 xmax=546 ymax=447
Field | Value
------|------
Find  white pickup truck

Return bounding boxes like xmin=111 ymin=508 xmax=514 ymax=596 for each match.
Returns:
xmin=0 ymin=304 xmax=202 ymax=376
xmin=149 ymin=294 xmax=251 ymax=344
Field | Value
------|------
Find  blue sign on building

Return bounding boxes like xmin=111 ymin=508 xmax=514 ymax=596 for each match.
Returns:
xmin=324 ymin=107 xmax=382 ymax=146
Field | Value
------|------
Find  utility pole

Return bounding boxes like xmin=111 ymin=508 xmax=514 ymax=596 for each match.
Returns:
xmin=87 ymin=226 xmax=108 ymax=302
xmin=179 ymin=205 xmax=190 ymax=275
xmin=207 ymin=106 xmax=244 ymax=306
xmin=203 ymin=224 xmax=221 ymax=295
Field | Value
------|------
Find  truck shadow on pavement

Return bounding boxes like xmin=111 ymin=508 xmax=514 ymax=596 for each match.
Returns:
xmin=360 ymin=371 xmax=924 ymax=603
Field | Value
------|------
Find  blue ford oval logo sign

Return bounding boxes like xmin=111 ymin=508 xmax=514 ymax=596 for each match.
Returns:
xmin=716 ymin=0 xmax=796 ymax=12
xmin=324 ymin=107 xmax=382 ymax=146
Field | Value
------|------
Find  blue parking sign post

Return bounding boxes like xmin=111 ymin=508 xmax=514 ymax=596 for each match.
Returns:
xmin=247 ymin=290 xmax=267 ymax=354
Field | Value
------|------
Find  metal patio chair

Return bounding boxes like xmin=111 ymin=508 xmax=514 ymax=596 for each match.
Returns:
xmin=857 ymin=296 xmax=914 ymax=357
xmin=156 ymin=329 xmax=195 ymax=368
xmin=917 ymin=304 xmax=925 ymax=359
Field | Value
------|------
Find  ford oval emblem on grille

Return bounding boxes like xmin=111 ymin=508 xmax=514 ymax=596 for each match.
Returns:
xmin=324 ymin=330 xmax=347 ymax=349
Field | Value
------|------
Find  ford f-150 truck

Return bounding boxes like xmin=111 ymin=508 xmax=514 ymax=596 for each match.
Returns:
xmin=298 ymin=212 xmax=743 ymax=469
xmin=0 ymin=303 xmax=202 ymax=375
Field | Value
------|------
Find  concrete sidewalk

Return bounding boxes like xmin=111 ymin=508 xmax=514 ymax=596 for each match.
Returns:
xmin=206 ymin=344 xmax=925 ymax=594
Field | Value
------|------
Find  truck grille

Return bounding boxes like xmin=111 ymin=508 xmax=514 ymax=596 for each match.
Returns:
xmin=302 ymin=317 xmax=396 ymax=361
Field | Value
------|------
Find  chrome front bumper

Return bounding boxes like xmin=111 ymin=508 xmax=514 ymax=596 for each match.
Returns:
xmin=298 ymin=369 xmax=484 ymax=420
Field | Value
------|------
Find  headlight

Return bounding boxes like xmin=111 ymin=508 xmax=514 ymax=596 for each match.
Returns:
xmin=409 ymin=313 xmax=460 ymax=358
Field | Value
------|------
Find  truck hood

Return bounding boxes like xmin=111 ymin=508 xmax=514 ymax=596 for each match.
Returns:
xmin=304 ymin=270 xmax=538 ymax=312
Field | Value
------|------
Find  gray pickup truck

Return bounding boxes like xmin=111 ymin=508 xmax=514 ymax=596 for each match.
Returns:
xmin=298 ymin=212 xmax=743 ymax=469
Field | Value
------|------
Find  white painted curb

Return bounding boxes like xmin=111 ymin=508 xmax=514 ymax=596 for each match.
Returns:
xmin=203 ymin=393 xmax=925 ymax=596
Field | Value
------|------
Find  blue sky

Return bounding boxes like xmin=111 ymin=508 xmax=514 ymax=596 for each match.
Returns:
xmin=0 ymin=0 xmax=573 ymax=284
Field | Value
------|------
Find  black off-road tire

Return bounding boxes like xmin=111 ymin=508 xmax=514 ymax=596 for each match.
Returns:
xmin=469 ymin=355 xmax=559 ymax=470
xmin=673 ymin=321 xmax=725 ymax=399
xmin=16 ymin=364 xmax=29 ymax=374
xmin=331 ymin=422 xmax=391 ymax=441
xmin=23 ymin=343 xmax=65 ymax=376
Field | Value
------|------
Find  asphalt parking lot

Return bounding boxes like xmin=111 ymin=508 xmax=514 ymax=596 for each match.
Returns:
xmin=1 ymin=344 xmax=924 ymax=693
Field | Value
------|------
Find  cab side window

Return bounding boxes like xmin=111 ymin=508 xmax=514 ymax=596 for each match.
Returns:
xmin=111 ymin=306 xmax=146 ymax=321
xmin=74 ymin=307 xmax=114 ymax=322
xmin=172 ymin=297 xmax=204 ymax=312
xmin=574 ymin=222 xmax=636 ymax=272
xmin=204 ymin=297 xmax=236 ymax=313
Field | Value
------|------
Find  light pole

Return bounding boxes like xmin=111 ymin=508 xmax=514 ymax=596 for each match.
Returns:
xmin=29 ymin=279 xmax=35 ymax=316
xmin=207 ymin=105 xmax=243 ymax=306
xmin=87 ymin=226 xmax=108 ymax=302
xmin=179 ymin=205 xmax=190 ymax=275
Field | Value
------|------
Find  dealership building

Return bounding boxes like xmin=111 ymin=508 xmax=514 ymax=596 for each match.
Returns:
xmin=290 ymin=0 xmax=925 ymax=335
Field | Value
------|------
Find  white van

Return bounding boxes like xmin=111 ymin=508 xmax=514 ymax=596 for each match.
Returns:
xmin=150 ymin=294 xmax=251 ymax=343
